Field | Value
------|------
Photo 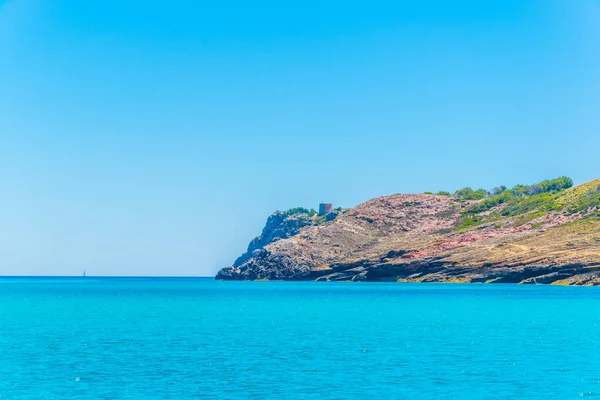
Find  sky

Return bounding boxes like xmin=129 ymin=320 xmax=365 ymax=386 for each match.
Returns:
xmin=0 ymin=0 xmax=599 ymax=276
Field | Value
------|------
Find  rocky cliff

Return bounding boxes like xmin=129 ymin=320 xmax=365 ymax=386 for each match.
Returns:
xmin=216 ymin=178 xmax=600 ymax=285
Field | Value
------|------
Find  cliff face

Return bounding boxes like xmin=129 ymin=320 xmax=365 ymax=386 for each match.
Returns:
xmin=231 ymin=210 xmax=317 ymax=268
xmin=216 ymin=179 xmax=600 ymax=285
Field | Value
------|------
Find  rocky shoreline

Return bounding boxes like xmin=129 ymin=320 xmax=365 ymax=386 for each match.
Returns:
xmin=217 ymin=178 xmax=600 ymax=285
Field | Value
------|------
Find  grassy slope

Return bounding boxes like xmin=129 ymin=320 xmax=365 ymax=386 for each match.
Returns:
xmin=456 ymin=178 xmax=600 ymax=230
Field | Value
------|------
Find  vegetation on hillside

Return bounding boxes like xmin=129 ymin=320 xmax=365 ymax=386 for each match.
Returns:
xmin=453 ymin=187 xmax=489 ymax=200
xmin=283 ymin=207 xmax=318 ymax=217
xmin=281 ymin=177 xmax=598 ymax=233
xmin=282 ymin=206 xmax=349 ymax=226
xmin=424 ymin=191 xmax=452 ymax=196
xmin=452 ymin=176 xmax=573 ymax=202
xmin=454 ymin=176 xmax=600 ymax=230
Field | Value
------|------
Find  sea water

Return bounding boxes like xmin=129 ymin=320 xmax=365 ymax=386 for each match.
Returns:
xmin=0 ymin=277 xmax=599 ymax=399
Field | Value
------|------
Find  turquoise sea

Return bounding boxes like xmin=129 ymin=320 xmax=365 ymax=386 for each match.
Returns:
xmin=1 ymin=278 xmax=599 ymax=399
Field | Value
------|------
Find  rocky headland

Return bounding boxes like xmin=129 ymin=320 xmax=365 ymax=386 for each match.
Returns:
xmin=216 ymin=177 xmax=600 ymax=285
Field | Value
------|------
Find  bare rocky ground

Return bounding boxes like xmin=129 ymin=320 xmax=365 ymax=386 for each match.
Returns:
xmin=217 ymin=179 xmax=600 ymax=285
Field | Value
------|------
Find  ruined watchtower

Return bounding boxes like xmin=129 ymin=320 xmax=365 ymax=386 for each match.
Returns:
xmin=318 ymin=203 xmax=333 ymax=216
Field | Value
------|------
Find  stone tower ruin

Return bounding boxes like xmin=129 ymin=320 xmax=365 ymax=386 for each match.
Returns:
xmin=318 ymin=203 xmax=333 ymax=216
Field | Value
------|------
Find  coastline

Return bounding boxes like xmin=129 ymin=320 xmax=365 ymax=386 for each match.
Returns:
xmin=217 ymin=178 xmax=600 ymax=285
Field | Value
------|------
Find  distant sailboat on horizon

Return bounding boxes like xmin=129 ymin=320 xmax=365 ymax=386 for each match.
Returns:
xmin=82 ymin=270 xmax=86 ymax=278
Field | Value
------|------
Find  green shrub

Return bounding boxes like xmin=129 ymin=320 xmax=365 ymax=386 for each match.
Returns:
xmin=466 ymin=190 xmax=514 ymax=214
xmin=510 ymin=177 xmax=573 ymax=198
xmin=500 ymin=192 xmax=561 ymax=217
xmin=454 ymin=187 xmax=489 ymax=200
xmin=313 ymin=215 xmax=327 ymax=224
xmin=456 ymin=215 xmax=485 ymax=230
xmin=510 ymin=184 xmax=529 ymax=197
xmin=538 ymin=176 xmax=573 ymax=192
xmin=283 ymin=207 xmax=317 ymax=217
xmin=492 ymin=186 xmax=507 ymax=196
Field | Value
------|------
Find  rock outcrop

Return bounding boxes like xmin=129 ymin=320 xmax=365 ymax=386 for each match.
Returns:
xmin=230 ymin=210 xmax=317 ymax=268
xmin=216 ymin=179 xmax=600 ymax=285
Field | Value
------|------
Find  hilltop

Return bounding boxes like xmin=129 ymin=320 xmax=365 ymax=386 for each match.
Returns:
xmin=216 ymin=177 xmax=600 ymax=285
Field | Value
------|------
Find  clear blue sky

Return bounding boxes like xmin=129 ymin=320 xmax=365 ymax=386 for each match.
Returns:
xmin=1 ymin=0 xmax=599 ymax=276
